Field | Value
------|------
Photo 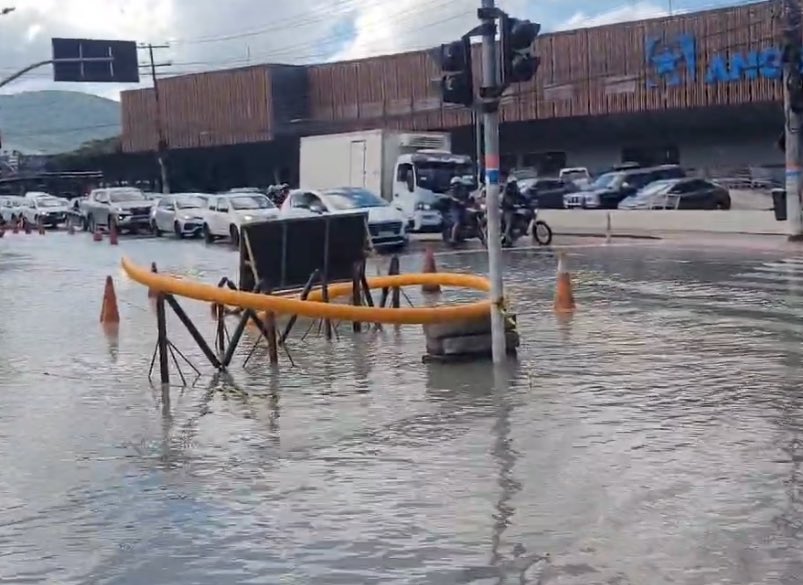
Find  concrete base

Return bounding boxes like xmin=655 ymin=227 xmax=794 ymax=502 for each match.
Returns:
xmin=423 ymin=314 xmax=519 ymax=363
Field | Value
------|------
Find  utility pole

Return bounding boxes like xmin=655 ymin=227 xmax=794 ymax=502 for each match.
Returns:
xmin=783 ymin=0 xmax=803 ymax=239
xmin=141 ymin=43 xmax=171 ymax=194
xmin=480 ymin=0 xmax=506 ymax=364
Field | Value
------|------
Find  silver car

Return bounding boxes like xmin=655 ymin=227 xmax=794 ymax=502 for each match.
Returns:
xmin=150 ymin=193 xmax=209 ymax=238
xmin=81 ymin=187 xmax=153 ymax=233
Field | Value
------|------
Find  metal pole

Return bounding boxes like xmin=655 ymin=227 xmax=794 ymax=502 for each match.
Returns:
xmin=474 ymin=108 xmax=483 ymax=187
xmin=149 ymin=44 xmax=170 ymax=194
xmin=155 ymin=293 xmax=170 ymax=386
xmin=480 ymin=0 xmax=507 ymax=364
xmin=784 ymin=0 xmax=803 ymax=239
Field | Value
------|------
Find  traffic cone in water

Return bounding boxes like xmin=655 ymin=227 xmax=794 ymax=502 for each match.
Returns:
xmin=67 ymin=219 xmax=75 ymax=235
xmin=554 ymin=252 xmax=576 ymax=313
xmin=23 ymin=219 xmax=31 ymax=235
xmin=109 ymin=221 xmax=119 ymax=246
xmin=93 ymin=226 xmax=103 ymax=242
xmin=421 ymin=246 xmax=441 ymax=293
xmin=0 ymin=224 xmax=5 ymax=238
xmin=100 ymin=275 xmax=120 ymax=324
xmin=11 ymin=219 xmax=18 ymax=234
xmin=37 ymin=219 xmax=45 ymax=235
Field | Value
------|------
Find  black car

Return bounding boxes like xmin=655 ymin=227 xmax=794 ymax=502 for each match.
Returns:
xmin=522 ymin=178 xmax=578 ymax=209
xmin=564 ymin=165 xmax=686 ymax=209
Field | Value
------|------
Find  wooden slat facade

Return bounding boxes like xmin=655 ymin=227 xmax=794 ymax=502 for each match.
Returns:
xmin=122 ymin=1 xmax=782 ymax=153
xmin=122 ymin=65 xmax=274 ymax=153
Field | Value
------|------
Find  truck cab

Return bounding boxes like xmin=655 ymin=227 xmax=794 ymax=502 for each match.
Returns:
xmin=392 ymin=150 xmax=475 ymax=232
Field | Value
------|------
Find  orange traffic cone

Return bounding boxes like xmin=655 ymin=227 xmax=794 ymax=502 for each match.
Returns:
xmin=554 ymin=252 xmax=576 ymax=313
xmin=421 ymin=246 xmax=441 ymax=293
xmin=11 ymin=219 xmax=18 ymax=234
xmin=109 ymin=221 xmax=119 ymax=246
xmin=0 ymin=224 xmax=5 ymax=238
xmin=100 ymin=275 xmax=120 ymax=324
xmin=93 ymin=226 xmax=103 ymax=242
xmin=67 ymin=217 xmax=75 ymax=235
xmin=23 ymin=219 xmax=31 ymax=235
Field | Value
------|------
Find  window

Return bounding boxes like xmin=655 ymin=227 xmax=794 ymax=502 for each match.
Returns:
xmin=95 ymin=192 xmax=108 ymax=204
xmin=396 ymin=163 xmax=413 ymax=182
xmin=158 ymin=198 xmax=172 ymax=208
xmin=208 ymin=198 xmax=217 ymax=210
xmin=217 ymin=199 xmax=230 ymax=212
xmin=324 ymin=189 xmax=385 ymax=210
xmin=396 ymin=163 xmax=414 ymax=192
xmin=109 ymin=190 xmax=145 ymax=203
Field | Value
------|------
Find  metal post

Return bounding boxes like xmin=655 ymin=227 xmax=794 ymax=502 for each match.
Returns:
xmin=155 ymin=293 xmax=170 ymax=385
xmin=481 ymin=0 xmax=507 ymax=364
xmin=148 ymin=43 xmax=170 ymax=194
xmin=474 ymin=108 xmax=483 ymax=187
xmin=784 ymin=0 xmax=803 ymax=239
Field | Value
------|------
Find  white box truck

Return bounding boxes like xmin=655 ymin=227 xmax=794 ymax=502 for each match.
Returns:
xmin=299 ymin=129 xmax=474 ymax=232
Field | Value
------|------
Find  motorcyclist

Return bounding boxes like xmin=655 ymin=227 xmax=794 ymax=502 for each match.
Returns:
xmin=447 ymin=176 xmax=471 ymax=243
xmin=501 ymin=177 xmax=528 ymax=246
xmin=276 ymin=183 xmax=291 ymax=206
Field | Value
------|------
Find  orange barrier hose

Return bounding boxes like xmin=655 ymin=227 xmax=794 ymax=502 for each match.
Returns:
xmin=121 ymin=257 xmax=491 ymax=325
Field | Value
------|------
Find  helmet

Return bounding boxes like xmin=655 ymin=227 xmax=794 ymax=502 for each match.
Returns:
xmin=450 ymin=176 xmax=463 ymax=187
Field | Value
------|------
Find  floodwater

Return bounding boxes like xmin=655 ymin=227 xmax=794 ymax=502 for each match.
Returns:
xmin=2 ymin=232 xmax=803 ymax=584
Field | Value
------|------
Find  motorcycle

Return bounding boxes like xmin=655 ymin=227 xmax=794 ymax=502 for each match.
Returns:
xmin=530 ymin=208 xmax=553 ymax=246
xmin=436 ymin=197 xmax=487 ymax=247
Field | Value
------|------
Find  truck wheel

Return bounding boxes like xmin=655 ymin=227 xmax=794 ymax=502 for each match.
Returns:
xmin=152 ymin=220 xmax=162 ymax=237
xmin=230 ymin=225 xmax=240 ymax=247
xmin=174 ymin=221 xmax=185 ymax=239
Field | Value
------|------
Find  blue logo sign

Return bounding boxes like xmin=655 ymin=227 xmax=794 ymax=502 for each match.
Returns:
xmin=646 ymin=33 xmax=789 ymax=87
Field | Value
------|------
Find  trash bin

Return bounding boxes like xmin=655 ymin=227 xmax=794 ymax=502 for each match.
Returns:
xmin=772 ymin=188 xmax=787 ymax=222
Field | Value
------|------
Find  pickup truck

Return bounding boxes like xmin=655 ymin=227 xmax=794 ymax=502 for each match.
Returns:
xmin=81 ymin=187 xmax=154 ymax=233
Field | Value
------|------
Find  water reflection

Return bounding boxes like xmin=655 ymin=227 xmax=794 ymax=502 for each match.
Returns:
xmin=7 ymin=236 xmax=803 ymax=583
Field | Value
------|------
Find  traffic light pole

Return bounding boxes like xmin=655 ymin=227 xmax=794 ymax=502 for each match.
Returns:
xmin=480 ymin=0 xmax=507 ymax=364
xmin=783 ymin=0 xmax=803 ymax=239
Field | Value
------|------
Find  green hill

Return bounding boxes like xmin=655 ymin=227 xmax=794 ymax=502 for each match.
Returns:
xmin=0 ymin=91 xmax=120 ymax=155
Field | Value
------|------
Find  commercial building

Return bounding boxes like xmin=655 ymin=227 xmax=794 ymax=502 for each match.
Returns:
xmin=120 ymin=0 xmax=784 ymax=190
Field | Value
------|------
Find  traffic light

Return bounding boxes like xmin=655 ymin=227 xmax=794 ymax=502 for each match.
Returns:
xmin=437 ymin=37 xmax=474 ymax=107
xmin=500 ymin=14 xmax=541 ymax=86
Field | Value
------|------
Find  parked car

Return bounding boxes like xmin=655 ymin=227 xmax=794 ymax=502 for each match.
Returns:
xmin=202 ymin=192 xmax=279 ymax=245
xmin=619 ymin=178 xmax=731 ymax=210
xmin=21 ymin=195 xmax=70 ymax=227
xmin=0 ymin=196 xmax=25 ymax=224
xmin=281 ymin=187 xmax=409 ymax=250
xmin=81 ymin=187 xmax=153 ymax=233
xmin=523 ymin=178 xmax=578 ymax=209
xmin=151 ymin=193 xmax=209 ymax=238
xmin=564 ymin=164 xmax=686 ymax=209
xmin=559 ymin=167 xmax=591 ymax=189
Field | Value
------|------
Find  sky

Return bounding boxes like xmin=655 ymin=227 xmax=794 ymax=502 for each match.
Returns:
xmin=0 ymin=0 xmax=758 ymax=100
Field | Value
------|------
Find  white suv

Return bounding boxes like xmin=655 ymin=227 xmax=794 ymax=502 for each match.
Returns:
xmin=202 ymin=193 xmax=279 ymax=245
xmin=21 ymin=195 xmax=70 ymax=227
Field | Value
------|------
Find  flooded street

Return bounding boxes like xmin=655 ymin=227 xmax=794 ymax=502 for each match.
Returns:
xmin=2 ymin=233 xmax=803 ymax=584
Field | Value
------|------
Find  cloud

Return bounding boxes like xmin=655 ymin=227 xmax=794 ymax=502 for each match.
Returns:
xmin=0 ymin=0 xmax=686 ymax=99
xmin=557 ymin=1 xmax=670 ymax=30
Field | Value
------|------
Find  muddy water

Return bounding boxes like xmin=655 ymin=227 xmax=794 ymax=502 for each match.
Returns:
xmin=1 ymin=233 xmax=802 ymax=584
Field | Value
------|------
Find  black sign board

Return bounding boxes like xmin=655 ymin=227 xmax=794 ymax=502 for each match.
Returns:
xmin=239 ymin=213 xmax=368 ymax=292
xmin=52 ymin=38 xmax=140 ymax=83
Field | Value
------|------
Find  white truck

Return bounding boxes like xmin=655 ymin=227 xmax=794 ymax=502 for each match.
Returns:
xmin=299 ymin=129 xmax=475 ymax=232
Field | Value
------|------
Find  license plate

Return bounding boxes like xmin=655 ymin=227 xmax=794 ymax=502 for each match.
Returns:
xmin=379 ymin=230 xmax=395 ymax=237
